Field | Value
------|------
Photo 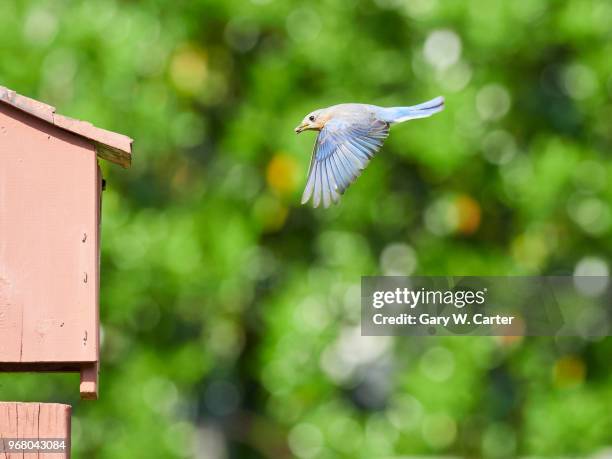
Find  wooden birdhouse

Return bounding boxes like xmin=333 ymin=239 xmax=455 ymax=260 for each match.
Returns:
xmin=0 ymin=86 xmax=132 ymax=400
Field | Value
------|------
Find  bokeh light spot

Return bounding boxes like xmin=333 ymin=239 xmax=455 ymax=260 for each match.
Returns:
xmin=288 ymin=423 xmax=324 ymax=458
xmin=266 ymin=153 xmax=299 ymax=196
xmin=476 ymin=84 xmax=512 ymax=121
xmin=438 ymin=61 xmax=473 ymax=92
xmin=286 ymin=8 xmax=322 ymax=43
xmin=573 ymin=256 xmax=609 ymax=297
xmin=481 ymin=423 xmax=517 ymax=458
xmin=143 ymin=377 xmax=179 ymax=416
xmin=328 ymin=417 xmax=362 ymax=453
xmin=419 ymin=346 xmax=455 ymax=382
xmin=512 ymin=232 xmax=549 ymax=271
xmin=424 ymin=196 xmax=459 ymax=236
xmin=170 ymin=44 xmax=208 ymax=94
xmin=481 ymin=130 xmax=517 ymax=165
xmin=424 ymin=29 xmax=462 ymax=71
xmin=421 ymin=413 xmax=457 ymax=449
xmin=401 ymin=0 xmax=439 ymax=19
xmin=567 ymin=195 xmax=611 ymax=236
xmin=253 ymin=193 xmax=289 ymax=231
xmin=386 ymin=395 xmax=424 ymax=431
xmin=224 ymin=18 xmax=260 ymax=53
xmin=380 ymin=243 xmax=417 ymax=275
xmin=24 ymin=7 xmax=58 ymax=45
xmin=562 ymin=63 xmax=598 ymax=100
xmin=553 ymin=355 xmax=586 ymax=388
xmin=454 ymin=194 xmax=481 ymax=235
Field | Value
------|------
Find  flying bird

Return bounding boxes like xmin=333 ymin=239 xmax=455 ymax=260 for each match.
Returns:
xmin=295 ymin=96 xmax=445 ymax=208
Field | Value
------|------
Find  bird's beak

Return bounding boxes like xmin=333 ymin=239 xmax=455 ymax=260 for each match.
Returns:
xmin=295 ymin=122 xmax=308 ymax=134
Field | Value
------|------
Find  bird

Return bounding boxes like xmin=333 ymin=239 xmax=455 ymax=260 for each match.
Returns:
xmin=295 ymin=96 xmax=445 ymax=208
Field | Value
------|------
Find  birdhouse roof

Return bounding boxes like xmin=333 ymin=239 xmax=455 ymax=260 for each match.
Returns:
xmin=0 ymin=85 xmax=133 ymax=168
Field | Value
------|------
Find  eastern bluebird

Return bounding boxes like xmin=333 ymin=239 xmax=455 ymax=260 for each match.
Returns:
xmin=295 ymin=96 xmax=445 ymax=208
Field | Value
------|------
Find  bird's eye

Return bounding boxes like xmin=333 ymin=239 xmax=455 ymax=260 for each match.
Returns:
xmin=309 ymin=115 xmax=315 ymax=122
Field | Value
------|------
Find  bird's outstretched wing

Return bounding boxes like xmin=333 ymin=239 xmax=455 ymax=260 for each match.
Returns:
xmin=301 ymin=117 xmax=389 ymax=208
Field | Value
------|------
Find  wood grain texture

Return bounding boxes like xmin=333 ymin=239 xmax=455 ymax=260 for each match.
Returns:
xmin=0 ymin=402 xmax=71 ymax=458
xmin=0 ymin=104 xmax=99 ymax=365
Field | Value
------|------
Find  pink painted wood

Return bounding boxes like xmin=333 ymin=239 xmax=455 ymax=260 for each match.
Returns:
xmin=0 ymin=85 xmax=132 ymax=168
xmin=0 ymin=402 xmax=71 ymax=458
xmin=0 ymin=104 xmax=100 ymax=397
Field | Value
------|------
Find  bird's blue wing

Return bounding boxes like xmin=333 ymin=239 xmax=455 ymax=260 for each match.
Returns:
xmin=301 ymin=116 xmax=389 ymax=208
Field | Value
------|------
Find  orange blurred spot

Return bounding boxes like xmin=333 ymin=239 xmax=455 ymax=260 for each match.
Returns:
xmin=498 ymin=335 xmax=523 ymax=346
xmin=454 ymin=194 xmax=481 ymax=235
xmin=266 ymin=153 xmax=298 ymax=196
xmin=496 ymin=316 xmax=526 ymax=346
xmin=553 ymin=355 xmax=586 ymax=388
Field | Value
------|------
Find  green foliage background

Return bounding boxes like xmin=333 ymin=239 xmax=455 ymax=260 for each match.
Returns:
xmin=1 ymin=0 xmax=612 ymax=457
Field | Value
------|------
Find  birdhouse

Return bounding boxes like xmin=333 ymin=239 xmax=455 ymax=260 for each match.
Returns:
xmin=0 ymin=86 xmax=132 ymax=400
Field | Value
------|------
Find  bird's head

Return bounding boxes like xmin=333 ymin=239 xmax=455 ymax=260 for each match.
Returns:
xmin=295 ymin=109 xmax=328 ymax=134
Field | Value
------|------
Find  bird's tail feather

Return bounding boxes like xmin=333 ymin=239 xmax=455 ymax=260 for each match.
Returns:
xmin=382 ymin=96 xmax=445 ymax=124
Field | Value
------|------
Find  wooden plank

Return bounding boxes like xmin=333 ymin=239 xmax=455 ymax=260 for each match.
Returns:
xmin=0 ymin=402 xmax=17 ymax=455
xmin=0 ymin=104 xmax=98 ymax=364
xmin=0 ymin=402 xmax=71 ymax=458
xmin=0 ymin=85 xmax=133 ymax=168
xmin=77 ymin=164 xmax=102 ymax=401
xmin=0 ymin=86 xmax=55 ymax=123
xmin=80 ymin=362 xmax=99 ymax=400
xmin=20 ymin=403 xmax=39 ymax=459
